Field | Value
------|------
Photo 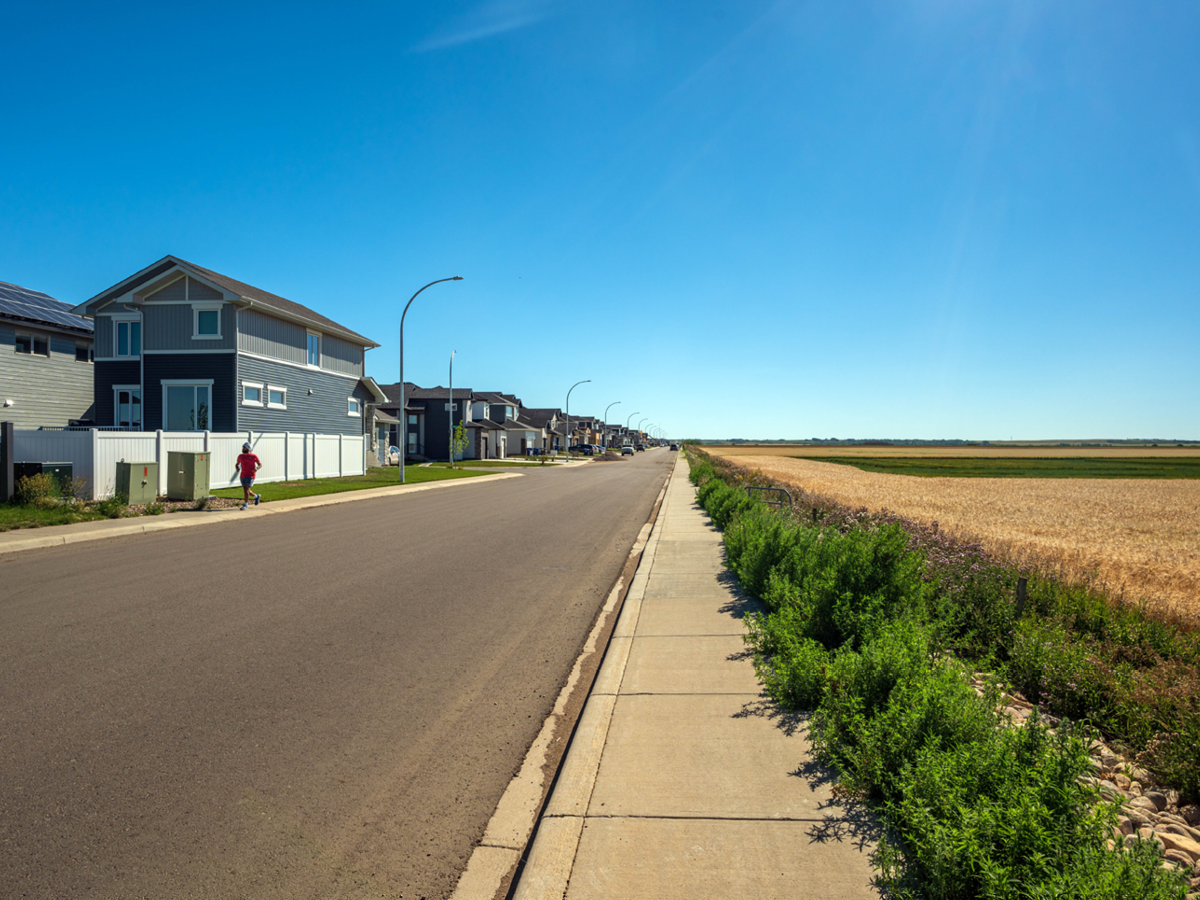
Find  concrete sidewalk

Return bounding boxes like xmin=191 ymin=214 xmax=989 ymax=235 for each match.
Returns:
xmin=512 ymin=455 xmax=880 ymax=899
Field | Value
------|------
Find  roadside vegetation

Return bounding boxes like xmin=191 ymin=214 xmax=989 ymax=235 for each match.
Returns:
xmin=686 ymin=446 xmax=1197 ymax=899
xmin=0 ymin=473 xmax=129 ymax=532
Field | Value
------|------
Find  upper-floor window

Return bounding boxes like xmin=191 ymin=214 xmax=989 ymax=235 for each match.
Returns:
xmin=75 ymin=343 xmax=92 ymax=363
xmin=307 ymin=331 xmax=321 ymax=367
xmin=14 ymin=333 xmax=49 ymax=357
xmin=115 ymin=319 xmax=141 ymax=357
xmin=348 ymin=397 xmax=362 ymax=417
xmin=193 ymin=304 xmax=222 ymax=340
xmin=242 ymin=382 xmax=264 ymax=406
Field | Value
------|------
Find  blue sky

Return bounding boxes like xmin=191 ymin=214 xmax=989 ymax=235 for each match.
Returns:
xmin=3 ymin=1 xmax=1197 ymax=440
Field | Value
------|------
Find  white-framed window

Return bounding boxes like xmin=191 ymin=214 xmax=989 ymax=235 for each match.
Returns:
xmin=307 ymin=331 xmax=321 ymax=368
xmin=192 ymin=303 xmax=223 ymax=340
xmin=113 ymin=385 xmax=142 ymax=428
xmin=14 ymin=333 xmax=49 ymax=357
xmin=162 ymin=380 xmax=213 ymax=431
xmin=242 ymin=381 xmax=264 ymax=406
xmin=267 ymin=385 xmax=287 ymax=409
xmin=114 ymin=317 xmax=141 ymax=358
xmin=348 ymin=397 xmax=362 ymax=417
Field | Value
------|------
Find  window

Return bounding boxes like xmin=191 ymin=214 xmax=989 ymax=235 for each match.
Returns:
xmin=192 ymin=304 xmax=222 ymax=339
xmin=75 ymin=343 xmax=92 ymax=363
xmin=267 ymin=386 xmax=287 ymax=409
xmin=15 ymin=333 xmax=48 ymax=356
xmin=164 ymin=382 xmax=212 ymax=430
xmin=408 ymin=414 xmax=418 ymax=426
xmin=307 ymin=331 xmax=321 ymax=367
xmin=114 ymin=387 xmax=142 ymax=428
xmin=115 ymin=319 xmax=141 ymax=357
xmin=348 ymin=397 xmax=362 ymax=417
xmin=242 ymin=382 xmax=264 ymax=406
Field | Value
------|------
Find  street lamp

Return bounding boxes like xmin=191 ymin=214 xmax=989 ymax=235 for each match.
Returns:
xmin=399 ymin=276 xmax=463 ymax=484
xmin=448 ymin=350 xmax=456 ymax=468
xmin=602 ymin=401 xmax=621 ymax=449
xmin=565 ymin=379 xmax=590 ymax=459
xmin=625 ymin=411 xmax=639 ymax=448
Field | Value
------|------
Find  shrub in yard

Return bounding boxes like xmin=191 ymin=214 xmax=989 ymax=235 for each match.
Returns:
xmin=16 ymin=473 xmax=61 ymax=506
xmin=94 ymin=494 xmax=128 ymax=519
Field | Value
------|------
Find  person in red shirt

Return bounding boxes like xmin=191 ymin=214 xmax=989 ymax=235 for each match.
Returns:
xmin=236 ymin=442 xmax=262 ymax=509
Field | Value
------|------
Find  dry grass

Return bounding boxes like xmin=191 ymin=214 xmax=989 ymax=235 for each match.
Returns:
xmin=711 ymin=444 xmax=1200 ymax=459
xmin=710 ymin=451 xmax=1200 ymax=616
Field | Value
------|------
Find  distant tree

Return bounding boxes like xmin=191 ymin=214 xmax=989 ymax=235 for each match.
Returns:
xmin=451 ymin=421 xmax=469 ymax=465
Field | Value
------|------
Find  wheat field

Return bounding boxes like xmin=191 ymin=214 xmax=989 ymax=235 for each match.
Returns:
xmin=708 ymin=450 xmax=1200 ymax=616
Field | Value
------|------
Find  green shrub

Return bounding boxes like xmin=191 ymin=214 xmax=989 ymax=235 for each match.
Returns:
xmin=94 ymin=494 xmax=128 ymax=519
xmin=15 ymin=473 xmax=61 ymax=506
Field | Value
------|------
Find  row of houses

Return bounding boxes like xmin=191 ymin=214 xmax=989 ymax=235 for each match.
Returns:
xmin=1 ymin=256 xmax=653 ymax=469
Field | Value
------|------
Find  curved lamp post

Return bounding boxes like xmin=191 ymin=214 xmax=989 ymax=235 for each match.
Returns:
xmin=602 ymin=401 xmax=621 ymax=449
xmin=638 ymin=417 xmax=649 ymax=443
xmin=448 ymin=350 xmax=457 ymax=468
xmin=565 ymin=379 xmax=591 ymax=458
xmin=625 ymin=411 xmax=639 ymax=449
xmin=400 ymin=276 xmax=463 ymax=484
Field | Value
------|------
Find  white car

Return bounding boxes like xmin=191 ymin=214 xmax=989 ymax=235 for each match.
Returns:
xmin=621 ymin=446 xmax=634 ymax=456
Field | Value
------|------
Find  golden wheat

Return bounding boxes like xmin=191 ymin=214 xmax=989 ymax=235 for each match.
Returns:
xmin=709 ymin=452 xmax=1200 ymax=616
xmin=710 ymin=444 xmax=1200 ymax=459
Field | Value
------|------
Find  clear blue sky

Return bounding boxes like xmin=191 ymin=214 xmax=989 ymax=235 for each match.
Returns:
xmin=3 ymin=1 xmax=1197 ymax=440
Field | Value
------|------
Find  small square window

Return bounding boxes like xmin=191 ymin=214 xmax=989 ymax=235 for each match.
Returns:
xmin=15 ymin=333 xmax=32 ymax=354
xmin=267 ymin=386 xmax=287 ymax=409
xmin=76 ymin=343 xmax=92 ymax=362
xmin=348 ymin=397 xmax=362 ymax=416
xmin=242 ymin=383 xmax=263 ymax=406
xmin=33 ymin=336 xmax=48 ymax=356
xmin=196 ymin=309 xmax=220 ymax=336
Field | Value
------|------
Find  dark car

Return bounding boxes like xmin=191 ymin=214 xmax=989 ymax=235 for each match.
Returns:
xmin=669 ymin=443 xmax=679 ymax=451
xmin=569 ymin=444 xmax=595 ymax=456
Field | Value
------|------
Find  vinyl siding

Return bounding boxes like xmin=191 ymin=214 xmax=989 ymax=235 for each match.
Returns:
xmin=142 ymin=353 xmax=238 ymax=431
xmin=0 ymin=323 xmax=94 ymax=428
xmin=143 ymin=303 xmax=236 ymax=351
xmin=238 ymin=308 xmax=307 ymax=365
xmin=94 ymin=305 xmax=140 ymax=358
xmin=93 ymin=360 xmax=142 ymax=425
xmin=236 ymin=354 xmax=371 ymax=436
xmin=321 ymin=334 xmax=364 ymax=377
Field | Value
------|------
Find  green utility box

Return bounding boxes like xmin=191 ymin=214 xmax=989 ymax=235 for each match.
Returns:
xmin=166 ymin=451 xmax=210 ymax=501
xmin=115 ymin=462 xmax=158 ymax=505
xmin=14 ymin=461 xmax=74 ymax=497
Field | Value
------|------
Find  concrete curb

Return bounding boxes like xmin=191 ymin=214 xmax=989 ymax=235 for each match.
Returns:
xmin=0 ymin=471 xmax=520 ymax=556
xmin=449 ymin=460 xmax=674 ymax=900
xmin=508 ymin=454 xmax=685 ymax=900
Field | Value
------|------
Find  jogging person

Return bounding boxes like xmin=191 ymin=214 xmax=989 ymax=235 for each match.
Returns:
xmin=236 ymin=442 xmax=262 ymax=510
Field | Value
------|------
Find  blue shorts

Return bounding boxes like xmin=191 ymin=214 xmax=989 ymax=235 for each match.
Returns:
xmin=240 ymin=476 xmax=255 ymax=488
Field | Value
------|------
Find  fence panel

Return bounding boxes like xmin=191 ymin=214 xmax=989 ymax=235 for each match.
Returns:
xmin=11 ymin=430 xmax=95 ymax=496
xmin=94 ymin=433 xmax=159 ymax=499
xmin=314 ymin=435 xmax=341 ymax=479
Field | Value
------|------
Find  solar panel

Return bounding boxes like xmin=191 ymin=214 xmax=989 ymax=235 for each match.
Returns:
xmin=0 ymin=280 xmax=93 ymax=333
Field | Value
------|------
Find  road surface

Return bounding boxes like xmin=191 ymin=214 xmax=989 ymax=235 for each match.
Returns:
xmin=0 ymin=450 xmax=674 ymax=899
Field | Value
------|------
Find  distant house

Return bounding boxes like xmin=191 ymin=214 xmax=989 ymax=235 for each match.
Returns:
xmin=0 ymin=280 xmax=95 ymax=428
xmin=71 ymin=256 xmax=380 ymax=433
xmin=376 ymin=382 xmax=473 ymax=462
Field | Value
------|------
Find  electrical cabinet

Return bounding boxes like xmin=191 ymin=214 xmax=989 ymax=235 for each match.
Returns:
xmin=14 ymin=461 xmax=74 ymax=497
xmin=166 ymin=451 xmax=210 ymax=501
xmin=115 ymin=462 xmax=158 ymax=505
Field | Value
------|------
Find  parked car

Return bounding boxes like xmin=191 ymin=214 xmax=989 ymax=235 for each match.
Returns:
xmin=635 ymin=444 xmax=644 ymax=452
xmin=669 ymin=443 xmax=679 ymax=451
xmin=621 ymin=446 xmax=634 ymax=456
xmin=387 ymin=445 xmax=401 ymax=465
xmin=570 ymin=444 xmax=595 ymax=456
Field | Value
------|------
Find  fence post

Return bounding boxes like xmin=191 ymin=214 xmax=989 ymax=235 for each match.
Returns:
xmin=91 ymin=427 xmax=100 ymax=500
xmin=284 ymin=432 xmax=290 ymax=480
xmin=1014 ymin=577 xmax=1028 ymax=620
xmin=0 ymin=421 xmax=12 ymax=504
xmin=156 ymin=429 xmax=166 ymax=496
xmin=339 ymin=434 xmax=344 ymax=477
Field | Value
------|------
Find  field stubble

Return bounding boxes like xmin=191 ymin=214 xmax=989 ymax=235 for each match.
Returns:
xmin=711 ymin=451 xmax=1200 ymax=616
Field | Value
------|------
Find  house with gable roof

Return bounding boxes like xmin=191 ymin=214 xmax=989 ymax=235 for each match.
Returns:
xmin=71 ymin=256 xmax=384 ymax=434
xmin=0 ymin=280 xmax=95 ymax=428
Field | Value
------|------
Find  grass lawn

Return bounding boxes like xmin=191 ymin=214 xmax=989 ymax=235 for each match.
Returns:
xmin=0 ymin=503 xmax=112 ymax=532
xmin=211 ymin=465 xmax=488 ymax=502
xmin=806 ymin=456 xmax=1200 ymax=478
xmin=428 ymin=460 xmax=562 ymax=468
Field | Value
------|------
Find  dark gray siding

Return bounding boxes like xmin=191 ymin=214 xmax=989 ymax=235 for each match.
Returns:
xmin=238 ymin=309 xmax=306 ymax=365
xmin=141 ymin=276 xmax=186 ymax=303
xmin=143 ymin=303 xmax=236 ymax=351
xmin=0 ymin=323 xmax=94 ymax=428
xmin=322 ymin=334 xmax=364 ymax=377
xmin=236 ymin=354 xmax=371 ymax=436
xmin=142 ymin=353 xmax=237 ymax=431
xmin=94 ymin=314 xmax=114 ymax=357
xmin=93 ymin=360 xmax=142 ymax=426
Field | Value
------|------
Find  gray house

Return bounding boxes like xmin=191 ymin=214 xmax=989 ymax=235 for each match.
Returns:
xmin=0 ymin=280 xmax=95 ymax=428
xmin=72 ymin=256 xmax=380 ymax=434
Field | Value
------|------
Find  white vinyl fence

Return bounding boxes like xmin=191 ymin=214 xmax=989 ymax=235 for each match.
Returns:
xmin=11 ymin=429 xmax=365 ymax=499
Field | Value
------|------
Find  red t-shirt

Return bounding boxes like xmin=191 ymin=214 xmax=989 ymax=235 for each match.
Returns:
xmin=236 ymin=453 xmax=260 ymax=478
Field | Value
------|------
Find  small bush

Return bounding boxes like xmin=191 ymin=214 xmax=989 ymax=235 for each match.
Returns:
xmin=145 ymin=501 xmax=165 ymax=516
xmin=94 ymin=494 xmax=128 ymax=519
xmin=16 ymin=473 xmax=60 ymax=506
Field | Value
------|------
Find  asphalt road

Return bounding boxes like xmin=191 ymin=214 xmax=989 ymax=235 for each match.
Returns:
xmin=0 ymin=449 xmax=674 ymax=900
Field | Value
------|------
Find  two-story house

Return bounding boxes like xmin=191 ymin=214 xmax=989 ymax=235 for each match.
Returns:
xmin=0 ymin=280 xmax=95 ymax=428
xmin=71 ymin=256 xmax=379 ymax=434
xmin=376 ymin=382 xmax=474 ymax=462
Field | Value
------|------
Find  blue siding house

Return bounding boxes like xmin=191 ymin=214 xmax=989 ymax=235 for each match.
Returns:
xmin=72 ymin=256 xmax=383 ymax=434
